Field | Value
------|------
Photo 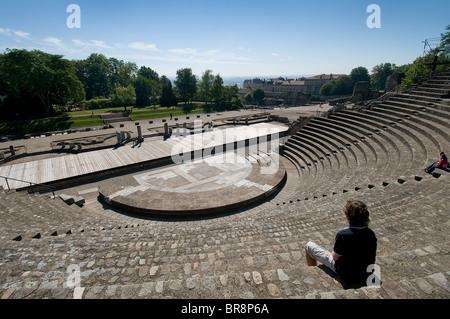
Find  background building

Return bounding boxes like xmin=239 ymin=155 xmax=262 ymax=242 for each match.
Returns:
xmin=243 ymin=74 xmax=344 ymax=95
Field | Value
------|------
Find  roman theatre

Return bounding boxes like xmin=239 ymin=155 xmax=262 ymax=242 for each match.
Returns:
xmin=0 ymin=70 xmax=449 ymax=299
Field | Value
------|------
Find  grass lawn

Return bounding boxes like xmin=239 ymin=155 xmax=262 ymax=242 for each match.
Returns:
xmin=61 ymin=105 xmax=153 ymax=116
xmin=129 ymin=107 xmax=205 ymax=121
xmin=1 ymin=102 xmax=239 ymax=136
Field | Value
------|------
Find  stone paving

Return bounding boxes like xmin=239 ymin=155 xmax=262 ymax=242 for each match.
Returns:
xmin=98 ymin=151 xmax=286 ymax=217
xmin=0 ymin=75 xmax=449 ymax=303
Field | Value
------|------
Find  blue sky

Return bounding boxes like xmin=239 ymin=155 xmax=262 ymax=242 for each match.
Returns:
xmin=0 ymin=0 xmax=449 ymax=77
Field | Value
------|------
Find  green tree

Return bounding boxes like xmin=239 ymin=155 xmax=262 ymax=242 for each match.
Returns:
xmin=319 ymin=82 xmax=334 ymax=96
xmin=198 ymin=69 xmax=214 ymax=102
xmin=370 ymin=63 xmax=397 ymax=90
xmin=211 ymin=74 xmax=224 ymax=103
xmin=75 ymin=53 xmax=112 ymax=100
xmin=134 ymin=76 xmax=152 ymax=106
xmin=401 ymin=26 xmax=450 ymax=90
xmin=244 ymin=92 xmax=254 ymax=104
xmin=350 ymin=66 xmax=370 ymax=84
xmin=332 ymin=75 xmax=354 ymax=95
xmin=223 ymin=84 xmax=241 ymax=110
xmin=253 ymin=88 xmax=265 ymax=105
xmin=174 ymin=68 xmax=197 ymax=103
xmin=160 ymin=76 xmax=178 ymax=107
xmin=111 ymin=84 xmax=136 ymax=107
xmin=439 ymin=25 xmax=450 ymax=57
xmin=115 ymin=60 xmax=138 ymax=88
xmin=134 ymin=76 xmax=161 ymax=107
xmin=134 ymin=66 xmax=161 ymax=106
xmin=0 ymin=49 xmax=84 ymax=115
xmin=319 ymin=75 xmax=353 ymax=96
xmin=138 ymin=66 xmax=160 ymax=82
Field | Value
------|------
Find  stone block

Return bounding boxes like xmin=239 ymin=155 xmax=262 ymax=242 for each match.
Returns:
xmin=351 ymin=81 xmax=370 ymax=103
xmin=72 ymin=196 xmax=85 ymax=207
xmin=59 ymin=194 xmax=74 ymax=205
xmin=385 ymin=73 xmax=405 ymax=92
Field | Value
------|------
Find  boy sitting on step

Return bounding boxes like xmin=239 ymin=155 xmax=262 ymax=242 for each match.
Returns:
xmin=305 ymin=200 xmax=378 ymax=285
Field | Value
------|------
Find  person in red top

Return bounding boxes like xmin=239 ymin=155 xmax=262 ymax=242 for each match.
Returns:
xmin=425 ymin=152 xmax=448 ymax=173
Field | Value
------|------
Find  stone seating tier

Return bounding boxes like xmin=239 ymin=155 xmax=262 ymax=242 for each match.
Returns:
xmin=0 ymin=69 xmax=449 ymax=299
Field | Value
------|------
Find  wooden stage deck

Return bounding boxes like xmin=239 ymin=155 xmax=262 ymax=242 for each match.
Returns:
xmin=0 ymin=123 xmax=288 ymax=190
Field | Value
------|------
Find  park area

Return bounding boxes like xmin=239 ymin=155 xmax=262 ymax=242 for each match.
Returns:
xmin=0 ymin=103 xmax=229 ymax=137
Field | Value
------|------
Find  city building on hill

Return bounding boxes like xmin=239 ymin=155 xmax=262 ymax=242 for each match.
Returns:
xmin=243 ymin=74 xmax=344 ymax=95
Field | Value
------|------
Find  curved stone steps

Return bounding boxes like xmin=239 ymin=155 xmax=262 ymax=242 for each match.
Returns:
xmin=282 ymin=146 xmax=319 ymax=194
xmin=0 ymin=191 xmax=115 ymax=241
xmin=383 ymin=98 xmax=450 ymax=120
xmin=309 ymin=118 xmax=372 ymax=168
xmin=282 ymin=149 xmax=316 ymax=194
xmin=299 ymin=130 xmax=345 ymax=170
xmin=372 ymin=107 xmax=450 ymax=154
xmin=289 ymin=135 xmax=335 ymax=172
xmin=286 ymin=136 xmax=327 ymax=174
xmin=334 ymin=111 xmax=425 ymax=179
xmin=287 ymin=135 xmax=335 ymax=192
xmin=291 ymin=127 xmax=353 ymax=190
xmin=290 ymin=132 xmax=348 ymax=194
xmin=371 ymin=105 xmax=450 ymax=145
xmin=316 ymin=116 xmax=386 ymax=186
xmin=0 ymin=169 xmax=448 ymax=299
xmin=341 ymin=110 xmax=437 ymax=172
xmin=304 ymin=119 xmax=382 ymax=192
xmin=366 ymin=109 xmax=449 ymax=165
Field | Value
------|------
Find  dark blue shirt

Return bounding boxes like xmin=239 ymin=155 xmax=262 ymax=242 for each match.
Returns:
xmin=333 ymin=226 xmax=377 ymax=282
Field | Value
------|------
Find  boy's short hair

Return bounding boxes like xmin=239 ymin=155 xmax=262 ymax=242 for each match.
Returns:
xmin=344 ymin=200 xmax=370 ymax=227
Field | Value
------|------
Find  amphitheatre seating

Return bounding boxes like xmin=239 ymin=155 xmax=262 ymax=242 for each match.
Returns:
xmin=282 ymin=69 xmax=450 ymax=200
xmin=0 ymin=69 xmax=449 ymax=300
xmin=0 ymin=189 xmax=125 ymax=242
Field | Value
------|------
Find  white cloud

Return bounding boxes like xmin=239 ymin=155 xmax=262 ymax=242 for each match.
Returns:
xmin=44 ymin=37 xmax=64 ymax=46
xmin=91 ymin=40 xmax=111 ymax=49
xmin=205 ymin=49 xmax=219 ymax=56
xmin=73 ymin=39 xmax=112 ymax=49
xmin=168 ymin=48 xmax=222 ymax=57
xmin=72 ymin=39 xmax=87 ymax=46
xmin=168 ymin=48 xmax=198 ymax=55
xmin=129 ymin=42 xmax=162 ymax=52
xmin=42 ymin=37 xmax=70 ymax=52
xmin=0 ymin=28 xmax=31 ymax=40
xmin=237 ymin=46 xmax=251 ymax=53
xmin=14 ymin=30 xmax=31 ymax=39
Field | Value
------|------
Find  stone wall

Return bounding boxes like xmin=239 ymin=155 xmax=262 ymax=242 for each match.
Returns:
xmin=385 ymin=73 xmax=405 ymax=92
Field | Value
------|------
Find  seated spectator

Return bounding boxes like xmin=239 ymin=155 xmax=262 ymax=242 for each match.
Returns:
xmin=424 ymin=152 xmax=448 ymax=173
xmin=305 ymin=200 xmax=377 ymax=284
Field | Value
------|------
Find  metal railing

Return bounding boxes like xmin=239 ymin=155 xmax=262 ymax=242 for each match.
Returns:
xmin=0 ymin=175 xmax=55 ymax=197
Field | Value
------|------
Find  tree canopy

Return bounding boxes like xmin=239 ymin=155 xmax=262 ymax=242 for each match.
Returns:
xmin=370 ymin=63 xmax=398 ymax=90
xmin=0 ymin=49 xmax=84 ymax=116
xmin=160 ymin=76 xmax=178 ymax=107
xmin=198 ymin=69 xmax=214 ymax=102
xmin=253 ymin=88 xmax=265 ymax=105
xmin=133 ymin=68 xmax=161 ymax=107
xmin=350 ymin=66 xmax=370 ymax=84
xmin=174 ymin=68 xmax=197 ymax=103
